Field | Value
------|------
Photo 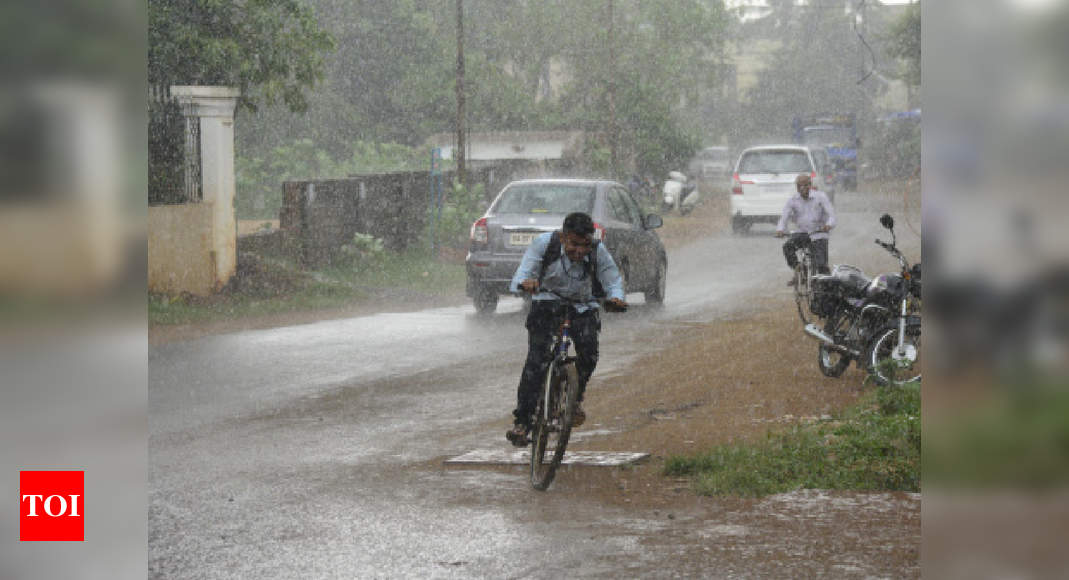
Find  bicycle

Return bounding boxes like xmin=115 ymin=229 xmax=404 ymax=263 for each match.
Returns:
xmin=523 ymin=297 xmax=626 ymax=491
xmin=784 ymin=232 xmax=815 ymax=324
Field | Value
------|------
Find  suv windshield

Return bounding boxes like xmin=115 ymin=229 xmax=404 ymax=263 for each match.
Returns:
xmin=493 ymin=184 xmax=596 ymax=214
xmin=738 ymin=150 xmax=811 ymax=174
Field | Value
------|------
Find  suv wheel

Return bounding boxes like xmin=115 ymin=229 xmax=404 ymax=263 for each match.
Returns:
xmin=473 ymin=287 xmax=498 ymax=316
xmin=731 ymin=216 xmax=750 ymax=234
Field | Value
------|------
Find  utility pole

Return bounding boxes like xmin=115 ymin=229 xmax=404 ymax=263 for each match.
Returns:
xmin=455 ymin=0 xmax=467 ymax=190
xmin=607 ymin=0 xmax=618 ymax=178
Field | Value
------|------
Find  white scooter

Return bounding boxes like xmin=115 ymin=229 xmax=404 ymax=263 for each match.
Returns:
xmin=662 ymin=171 xmax=700 ymax=215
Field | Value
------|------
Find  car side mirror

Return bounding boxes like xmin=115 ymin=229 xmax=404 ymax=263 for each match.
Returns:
xmin=645 ymin=214 xmax=663 ymax=230
xmin=880 ymin=214 xmax=894 ymax=230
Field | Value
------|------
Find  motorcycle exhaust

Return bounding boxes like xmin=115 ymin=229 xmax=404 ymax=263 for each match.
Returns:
xmin=803 ymin=323 xmax=861 ymax=357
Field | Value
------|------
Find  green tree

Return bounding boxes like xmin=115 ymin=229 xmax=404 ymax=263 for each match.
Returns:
xmin=235 ymin=0 xmax=456 ymax=160
xmin=884 ymin=2 xmax=920 ymax=91
xmin=148 ymin=0 xmax=335 ymax=112
xmin=554 ymin=0 xmax=729 ymax=175
xmin=736 ymin=0 xmax=875 ymax=141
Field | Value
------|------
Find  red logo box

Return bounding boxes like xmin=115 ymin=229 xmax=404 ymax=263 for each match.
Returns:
xmin=19 ymin=471 xmax=84 ymax=541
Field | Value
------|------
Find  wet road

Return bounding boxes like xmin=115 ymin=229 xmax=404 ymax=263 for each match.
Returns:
xmin=149 ymin=191 xmax=917 ymax=578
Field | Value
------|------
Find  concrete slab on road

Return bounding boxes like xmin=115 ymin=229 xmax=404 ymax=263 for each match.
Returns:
xmin=445 ymin=448 xmax=649 ymax=467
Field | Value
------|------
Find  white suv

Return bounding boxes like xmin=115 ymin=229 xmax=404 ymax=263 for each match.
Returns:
xmin=729 ymin=145 xmax=832 ymax=234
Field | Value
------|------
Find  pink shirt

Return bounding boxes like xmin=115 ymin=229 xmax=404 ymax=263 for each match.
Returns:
xmin=776 ymin=190 xmax=836 ymax=240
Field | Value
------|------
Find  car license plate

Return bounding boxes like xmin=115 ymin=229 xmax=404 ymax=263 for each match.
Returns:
xmin=509 ymin=232 xmax=536 ymax=246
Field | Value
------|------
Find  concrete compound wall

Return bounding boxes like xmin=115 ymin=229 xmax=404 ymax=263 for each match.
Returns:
xmin=280 ymin=167 xmax=510 ymax=268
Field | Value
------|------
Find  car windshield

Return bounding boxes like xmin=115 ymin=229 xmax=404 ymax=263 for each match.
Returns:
xmin=493 ymin=184 xmax=596 ymax=214
xmin=738 ymin=150 xmax=811 ymax=174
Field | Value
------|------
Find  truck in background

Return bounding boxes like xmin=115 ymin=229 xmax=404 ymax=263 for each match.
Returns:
xmin=792 ymin=113 xmax=859 ymax=191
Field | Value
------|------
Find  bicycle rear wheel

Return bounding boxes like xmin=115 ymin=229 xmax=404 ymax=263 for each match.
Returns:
xmin=529 ymin=361 xmax=580 ymax=491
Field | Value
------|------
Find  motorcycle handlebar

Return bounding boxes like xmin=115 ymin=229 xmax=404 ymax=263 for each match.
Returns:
xmin=875 ymin=239 xmax=909 ymax=269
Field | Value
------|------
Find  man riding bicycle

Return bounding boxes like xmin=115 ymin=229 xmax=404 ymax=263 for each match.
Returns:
xmin=506 ymin=212 xmax=628 ymax=446
xmin=775 ymin=173 xmax=836 ymax=282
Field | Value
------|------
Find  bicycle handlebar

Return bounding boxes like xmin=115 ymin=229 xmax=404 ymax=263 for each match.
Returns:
xmin=512 ymin=286 xmax=629 ymax=313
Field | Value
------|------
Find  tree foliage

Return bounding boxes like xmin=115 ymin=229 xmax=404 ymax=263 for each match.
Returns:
xmin=736 ymin=1 xmax=875 ymax=143
xmin=153 ymin=0 xmax=736 ymax=216
xmin=148 ymin=0 xmax=335 ymax=112
xmin=885 ymin=2 xmax=920 ymax=90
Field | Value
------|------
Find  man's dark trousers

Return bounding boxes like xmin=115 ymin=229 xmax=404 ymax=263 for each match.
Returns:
xmin=513 ymin=300 xmax=600 ymax=425
xmin=783 ymin=236 xmax=830 ymax=274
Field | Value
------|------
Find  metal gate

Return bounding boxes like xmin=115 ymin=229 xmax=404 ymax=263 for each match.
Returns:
xmin=149 ymin=87 xmax=201 ymax=204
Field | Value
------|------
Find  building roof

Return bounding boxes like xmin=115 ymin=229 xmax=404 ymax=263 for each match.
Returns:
xmin=423 ymin=131 xmax=585 ymax=162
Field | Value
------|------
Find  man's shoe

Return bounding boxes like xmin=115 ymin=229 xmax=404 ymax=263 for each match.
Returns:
xmin=573 ymin=404 xmax=586 ymax=427
xmin=505 ymin=423 xmax=529 ymax=447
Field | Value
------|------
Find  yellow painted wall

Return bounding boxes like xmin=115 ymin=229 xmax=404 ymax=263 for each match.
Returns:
xmin=148 ymin=203 xmax=215 ymax=296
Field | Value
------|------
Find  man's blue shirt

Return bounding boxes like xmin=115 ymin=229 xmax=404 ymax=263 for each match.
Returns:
xmin=509 ymin=232 xmax=625 ymax=312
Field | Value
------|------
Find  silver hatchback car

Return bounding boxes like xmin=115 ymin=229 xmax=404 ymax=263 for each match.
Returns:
xmin=466 ymin=179 xmax=666 ymax=314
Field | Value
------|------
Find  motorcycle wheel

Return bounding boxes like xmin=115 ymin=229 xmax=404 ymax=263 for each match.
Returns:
xmin=866 ymin=324 xmax=922 ymax=386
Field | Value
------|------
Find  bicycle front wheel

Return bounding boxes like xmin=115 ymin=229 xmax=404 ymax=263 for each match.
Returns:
xmin=529 ymin=361 xmax=580 ymax=491
xmin=793 ymin=262 xmax=812 ymax=324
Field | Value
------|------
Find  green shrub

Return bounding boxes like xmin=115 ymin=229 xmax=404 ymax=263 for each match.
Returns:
xmin=426 ymin=180 xmax=485 ymax=250
xmin=338 ymin=233 xmax=386 ymax=267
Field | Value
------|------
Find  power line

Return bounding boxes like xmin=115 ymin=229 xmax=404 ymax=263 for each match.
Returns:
xmin=854 ymin=0 xmax=879 ymax=85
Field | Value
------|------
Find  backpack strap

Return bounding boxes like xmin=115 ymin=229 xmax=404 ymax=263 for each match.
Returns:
xmin=539 ymin=231 xmax=605 ymax=298
xmin=539 ymin=231 xmax=562 ymax=284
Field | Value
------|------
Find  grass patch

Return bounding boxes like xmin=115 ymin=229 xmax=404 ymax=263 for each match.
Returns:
xmin=148 ymin=248 xmax=465 ymax=326
xmin=664 ymin=383 xmax=920 ymax=497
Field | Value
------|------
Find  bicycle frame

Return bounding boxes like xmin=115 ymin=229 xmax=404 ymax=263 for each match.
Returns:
xmin=542 ymin=313 xmax=573 ymax=423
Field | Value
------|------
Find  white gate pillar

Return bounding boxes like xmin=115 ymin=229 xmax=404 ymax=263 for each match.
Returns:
xmin=170 ymin=85 xmax=240 ymax=291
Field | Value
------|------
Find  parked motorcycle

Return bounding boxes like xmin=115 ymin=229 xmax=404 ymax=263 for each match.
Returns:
xmin=803 ymin=214 xmax=921 ymax=386
xmin=662 ymin=171 xmax=699 ymax=215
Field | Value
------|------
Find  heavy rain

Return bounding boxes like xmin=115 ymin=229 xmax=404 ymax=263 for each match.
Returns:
xmin=1 ymin=0 xmax=1069 ymax=578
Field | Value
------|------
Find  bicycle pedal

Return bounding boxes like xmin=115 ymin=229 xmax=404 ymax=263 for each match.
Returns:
xmin=506 ymin=428 xmax=530 ymax=447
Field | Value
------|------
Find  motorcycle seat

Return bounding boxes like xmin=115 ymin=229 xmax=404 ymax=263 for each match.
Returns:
xmin=830 ymin=264 xmax=870 ymax=296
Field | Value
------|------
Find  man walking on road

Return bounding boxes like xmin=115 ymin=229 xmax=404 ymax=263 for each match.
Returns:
xmin=775 ymin=173 xmax=836 ymax=281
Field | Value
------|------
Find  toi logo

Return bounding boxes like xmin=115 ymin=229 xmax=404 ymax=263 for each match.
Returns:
xmin=19 ymin=471 xmax=84 ymax=542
